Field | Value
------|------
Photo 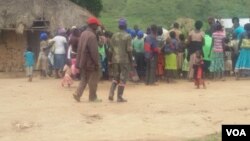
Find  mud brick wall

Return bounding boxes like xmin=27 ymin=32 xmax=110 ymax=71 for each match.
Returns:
xmin=0 ymin=30 xmax=27 ymax=72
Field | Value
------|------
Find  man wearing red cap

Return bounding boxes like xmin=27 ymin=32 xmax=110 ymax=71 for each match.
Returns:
xmin=73 ymin=17 xmax=102 ymax=102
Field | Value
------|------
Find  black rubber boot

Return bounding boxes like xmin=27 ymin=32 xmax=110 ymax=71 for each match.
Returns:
xmin=109 ymin=82 xmax=117 ymax=101
xmin=117 ymin=86 xmax=127 ymax=102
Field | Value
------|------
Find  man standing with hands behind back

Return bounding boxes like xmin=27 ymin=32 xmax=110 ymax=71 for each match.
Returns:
xmin=73 ymin=17 xmax=102 ymax=102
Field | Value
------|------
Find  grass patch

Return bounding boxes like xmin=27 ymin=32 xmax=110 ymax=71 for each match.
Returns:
xmin=188 ymin=132 xmax=221 ymax=141
xmin=100 ymin=0 xmax=250 ymax=32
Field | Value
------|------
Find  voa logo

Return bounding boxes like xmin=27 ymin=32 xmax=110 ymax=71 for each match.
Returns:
xmin=226 ymin=129 xmax=247 ymax=136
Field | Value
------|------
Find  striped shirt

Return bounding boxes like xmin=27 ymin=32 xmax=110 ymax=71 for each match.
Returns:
xmin=212 ymin=31 xmax=225 ymax=52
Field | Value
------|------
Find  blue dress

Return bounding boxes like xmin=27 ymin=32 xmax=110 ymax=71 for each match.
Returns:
xmin=24 ymin=51 xmax=34 ymax=67
xmin=235 ymin=32 xmax=250 ymax=73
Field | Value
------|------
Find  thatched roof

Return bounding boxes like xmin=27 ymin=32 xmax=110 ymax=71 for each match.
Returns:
xmin=0 ymin=0 xmax=93 ymax=33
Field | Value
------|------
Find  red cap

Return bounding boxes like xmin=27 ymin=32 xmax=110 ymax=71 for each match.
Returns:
xmin=87 ymin=17 xmax=101 ymax=26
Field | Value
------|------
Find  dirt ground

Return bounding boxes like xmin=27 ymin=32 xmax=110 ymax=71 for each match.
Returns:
xmin=0 ymin=74 xmax=250 ymax=141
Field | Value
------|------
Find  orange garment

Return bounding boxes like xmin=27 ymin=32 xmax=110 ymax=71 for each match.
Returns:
xmin=156 ymin=53 xmax=165 ymax=76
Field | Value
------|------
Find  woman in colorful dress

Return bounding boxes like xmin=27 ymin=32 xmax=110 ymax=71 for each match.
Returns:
xmin=164 ymin=31 xmax=178 ymax=83
xmin=235 ymin=23 xmax=250 ymax=79
xmin=156 ymin=26 xmax=165 ymax=81
xmin=36 ymin=32 xmax=49 ymax=78
xmin=209 ymin=23 xmax=226 ymax=80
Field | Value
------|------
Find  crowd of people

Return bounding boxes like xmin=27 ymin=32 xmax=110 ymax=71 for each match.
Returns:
xmin=23 ymin=16 xmax=250 ymax=102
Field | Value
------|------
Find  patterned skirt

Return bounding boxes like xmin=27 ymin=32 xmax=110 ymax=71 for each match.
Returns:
xmin=209 ymin=52 xmax=224 ymax=72
xmin=61 ymin=74 xmax=73 ymax=86
xmin=235 ymin=48 xmax=250 ymax=71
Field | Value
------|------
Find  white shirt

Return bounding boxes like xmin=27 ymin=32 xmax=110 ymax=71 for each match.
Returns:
xmin=52 ymin=36 xmax=67 ymax=54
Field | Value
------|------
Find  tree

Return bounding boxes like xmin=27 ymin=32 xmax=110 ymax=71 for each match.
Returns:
xmin=70 ymin=0 xmax=103 ymax=17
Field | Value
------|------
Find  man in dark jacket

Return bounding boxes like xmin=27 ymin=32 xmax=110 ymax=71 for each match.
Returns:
xmin=73 ymin=17 xmax=102 ymax=102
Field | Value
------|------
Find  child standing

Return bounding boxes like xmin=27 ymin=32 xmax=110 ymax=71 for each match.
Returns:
xmin=71 ymin=58 xmax=79 ymax=78
xmin=229 ymin=35 xmax=239 ymax=74
xmin=24 ymin=47 xmax=35 ymax=82
xmin=177 ymin=34 xmax=186 ymax=78
xmin=61 ymin=63 xmax=73 ymax=87
xmin=182 ymin=47 xmax=189 ymax=79
xmin=193 ymin=50 xmax=206 ymax=89
xmin=98 ymin=37 xmax=108 ymax=80
xmin=224 ymin=38 xmax=233 ymax=76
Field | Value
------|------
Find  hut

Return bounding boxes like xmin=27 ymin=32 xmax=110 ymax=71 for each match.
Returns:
xmin=0 ymin=0 xmax=92 ymax=72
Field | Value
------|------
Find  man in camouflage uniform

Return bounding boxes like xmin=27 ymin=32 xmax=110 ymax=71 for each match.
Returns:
xmin=108 ymin=18 xmax=133 ymax=102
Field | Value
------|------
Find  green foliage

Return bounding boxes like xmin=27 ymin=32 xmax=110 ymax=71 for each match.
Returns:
xmin=70 ymin=0 xmax=103 ymax=17
xmin=100 ymin=0 xmax=250 ymax=32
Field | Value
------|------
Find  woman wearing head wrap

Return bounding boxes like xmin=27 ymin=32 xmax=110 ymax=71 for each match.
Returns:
xmin=36 ymin=32 xmax=49 ymax=78
xmin=130 ymin=29 xmax=136 ymax=39
xmin=50 ymin=28 xmax=68 ymax=78
xmin=132 ymin=30 xmax=145 ymax=80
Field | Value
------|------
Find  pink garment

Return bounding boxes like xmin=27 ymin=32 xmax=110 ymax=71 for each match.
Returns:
xmin=71 ymin=59 xmax=79 ymax=75
xmin=62 ymin=65 xmax=73 ymax=87
xmin=212 ymin=31 xmax=226 ymax=52
xmin=61 ymin=74 xmax=73 ymax=87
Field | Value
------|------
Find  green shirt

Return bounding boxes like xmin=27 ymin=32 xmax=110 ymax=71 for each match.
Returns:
xmin=110 ymin=31 xmax=132 ymax=64
xmin=98 ymin=45 xmax=106 ymax=61
xmin=203 ymin=34 xmax=212 ymax=61
xmin=132 ymin=38 xmax=144 ymax=53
